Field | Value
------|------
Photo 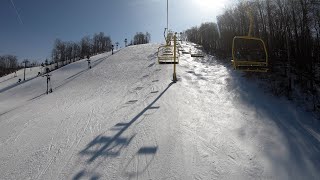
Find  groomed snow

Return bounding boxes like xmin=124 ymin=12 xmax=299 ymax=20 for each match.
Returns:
xmin=0 ymin=43 xmax=319 ymax=180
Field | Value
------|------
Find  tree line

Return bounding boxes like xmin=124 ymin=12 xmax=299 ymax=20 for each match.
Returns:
xmin=0 ymin=32 xmax=112 ymax=77
xmin=184 ymin=0 xmax=320 ymax=110
xmin=1 ymin=31 xmax=151 ymax=78
xmin=0 ymin=55 xmax=39 ymax=77
xmin=52 ymin=32 xmax=112 ymax=66
xmin=0 ymin=55 xmax=19 ymax=77
xmin=128 ymin=32 xmax=151 ymax=45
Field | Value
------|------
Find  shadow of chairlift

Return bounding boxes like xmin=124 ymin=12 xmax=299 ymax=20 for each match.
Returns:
xmin=148 ymin=106 xmax=160 ymax=110
xmin=137 ymin=146 xmax=158 ymax=154
xmin=191 ymin=53 xmax=205 ymax=58
xmin=79 ymin=83 xmax=173 ymax=163
xmin=122 ymin=146 xmax=158 ymax=178
xmin=126 ymin=100 xmax=138 ymax=104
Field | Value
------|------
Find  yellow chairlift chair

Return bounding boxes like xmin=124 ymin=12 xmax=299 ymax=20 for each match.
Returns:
xmin=191 ymin=45 xmax=205 ymax=58
xmin=231 ymin=5 xmax=268 ymax=72
xmin=157 ymin=45 xmax=180 ymax=64
xmin=158 ymin=28 xmax=180 ymax=64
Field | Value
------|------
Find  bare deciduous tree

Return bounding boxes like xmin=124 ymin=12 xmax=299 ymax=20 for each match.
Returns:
xmin=185 ymin=0 xmax=320 ymax=110
xmin=132 ymin=32 xmax=151 ymax=45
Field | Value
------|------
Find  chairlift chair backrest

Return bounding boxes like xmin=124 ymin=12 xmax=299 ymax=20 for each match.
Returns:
xmin=231 ymin=2 xmax=269 ymax=72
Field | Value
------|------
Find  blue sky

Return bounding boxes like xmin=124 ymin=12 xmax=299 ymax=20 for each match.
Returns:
xmin=0 ymin=0 xmax=234 ymax=62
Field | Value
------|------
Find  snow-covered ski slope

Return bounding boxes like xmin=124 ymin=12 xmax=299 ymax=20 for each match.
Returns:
xmin=0 ymin=43 xmax=320 ymax=180
xmin=0 ymin=66 xmax=41 ymax=91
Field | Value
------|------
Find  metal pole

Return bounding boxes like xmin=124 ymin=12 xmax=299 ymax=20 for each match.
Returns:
xmin=173 ymin=32 xmax=177 ymax=82
xmin=167 ymin=0 xmax=169 ymax=37
xmin=46 ymin=75 xmax=49 ymax=94
xmin=246 ymin=2 xmax=253 ymax=37
xmin=23 ymin=62 xmax=26 ymax=81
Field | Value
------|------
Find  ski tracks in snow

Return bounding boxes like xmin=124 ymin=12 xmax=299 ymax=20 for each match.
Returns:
xmin=1 ymin=44 xmax=320 ymax=179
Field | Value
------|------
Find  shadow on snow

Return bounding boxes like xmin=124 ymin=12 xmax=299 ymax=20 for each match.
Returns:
xmin=73 ymin=83 xmax=173 ymax=179
xmin=79 ymin=82 xmax=172 ymax=163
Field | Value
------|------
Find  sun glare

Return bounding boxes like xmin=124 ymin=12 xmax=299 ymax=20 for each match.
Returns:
xmin=192 ymin=0 xmax=230 ymax=12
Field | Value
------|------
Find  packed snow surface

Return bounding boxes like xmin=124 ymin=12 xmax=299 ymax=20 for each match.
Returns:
xmin=0 ymin=43 xmax=320 ymax=180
